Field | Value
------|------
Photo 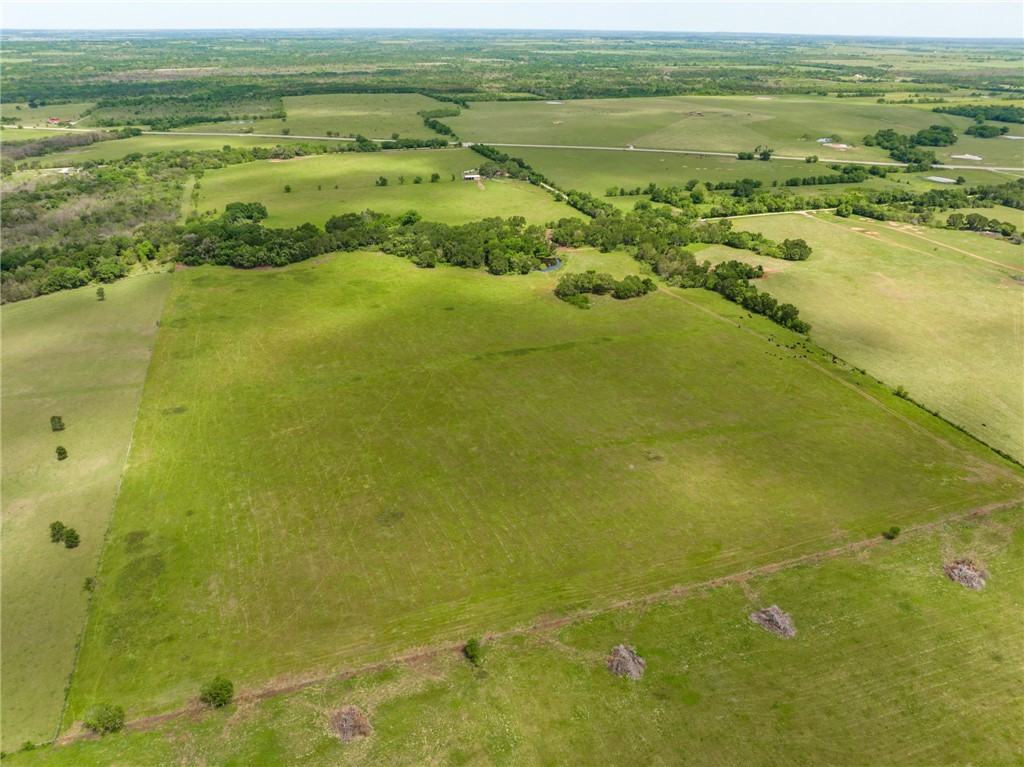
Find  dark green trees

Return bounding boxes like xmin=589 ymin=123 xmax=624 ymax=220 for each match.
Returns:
xmin=84 ymin=703 xmax=124 ymax=734
xmin=56 ymin=446 xmax=68 ymax=461
xmin=50 ymin=415 xmax=65 ymax=432
xmin=199 ymin=676 xmax=234 ymax=707
xmin=49 ymin=521 xmax=66 ymax=543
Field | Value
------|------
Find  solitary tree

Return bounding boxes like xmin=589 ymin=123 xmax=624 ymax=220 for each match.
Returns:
xmin=84 ymin=703 xmax=124 ymax=734
xmin=376 ymin=176 xmax=388 ymax=187
xmin=430 ymin=172 xmax=441 ymax=183
xmin=463 ymin=637 xmax=482 ymax=666
xmin=50 ymin=415 xmax=65 ymax=432
xmin=96 ymin=287 xmax=105 ymax=301
xmin=63 ymin=528 xmax=80 ymax=549
xmin=283 ymin=185 xmax=292 ymax=193
xmin=49 ymin=521 xmax=66 ymax=543
xmin=413 ymin=176 xmax=423 ymax=184
xmin=55 ymin=446 xmax=68 ymax=461
xmin=199 ymin=676 xmax=234 ymax=707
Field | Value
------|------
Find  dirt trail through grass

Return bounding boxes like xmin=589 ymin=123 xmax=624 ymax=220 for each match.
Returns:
xmin=52 ymin=497 xmax=1018 ymax=746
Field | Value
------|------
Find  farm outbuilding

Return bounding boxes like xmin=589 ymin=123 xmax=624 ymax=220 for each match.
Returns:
xmin=462 ymin=169 xmax=482 ymax=181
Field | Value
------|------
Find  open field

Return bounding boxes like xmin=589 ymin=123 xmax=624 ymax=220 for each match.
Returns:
xmin=15 ymin=506 xmax=1023 ymax=765
xmin=192 ymin=148 xmax=573 ymax=226
xmin=0 ymin=102 xmax=94 ymax=126
xmin=514 ymin=146 xmax=891 ymax=198
xmin=180 ymin=94 xmax=444 ymax=140
xmin=26 ymin=133 xmax=314 ymax=165
xmin=448 ymin=96 xmax=1024 ymax=168
xmin=725 ymin=212 xmax=1024 ymax=460
xmin=62 ymin=248 xmax=1022 ymax=730
xmin=0 ymin=273 xmax=172 ymax=750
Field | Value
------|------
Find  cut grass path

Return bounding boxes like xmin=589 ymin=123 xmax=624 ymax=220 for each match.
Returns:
xmin=0 ymin=273 xmax=172 ymax=750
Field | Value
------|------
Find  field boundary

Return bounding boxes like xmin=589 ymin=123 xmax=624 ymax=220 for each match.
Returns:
xmin=51 ymin=280 xmax=175 ymax=742
xmin=47 ymin=498 xmax=1019 ymax=747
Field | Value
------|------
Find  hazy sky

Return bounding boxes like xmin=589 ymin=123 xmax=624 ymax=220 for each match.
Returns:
xmin=1 ymin=1 xmax=1021 ymax=39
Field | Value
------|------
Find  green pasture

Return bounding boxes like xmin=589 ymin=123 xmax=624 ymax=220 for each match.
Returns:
xmin=0 ymin=128 xmax=77 ymax=143
xmin=63 ymin=249 xmax=1021 ymax=729
xmin=29 ymin=133 xmax=313 ymax=165
xmin=512 ymin=147 xmax=891 ymax=199
xmin=728 ymin=212 xmax=1024 ymax=459
xmin=17 ymin=508 xmax=1023 ymax=765
xmin=179 ymin=93 xmax=444 ymax=139
xmin=0 ymin=102 xmax=93 ymax=126
xmin=448 ymin=96 xmax=1024 ymax=167
xmin=0 ymin=273 xmax=172 ymax=750
xmin=192 ymin=148 xmax=573 ymax=226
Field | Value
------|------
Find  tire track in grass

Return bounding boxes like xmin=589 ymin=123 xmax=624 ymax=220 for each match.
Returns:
xmin=52 ymin=498 xmax=1019 ymax=745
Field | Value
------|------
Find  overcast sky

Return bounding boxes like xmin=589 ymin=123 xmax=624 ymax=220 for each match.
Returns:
xmin=1 ymin=1 xmax=1021 ymax=39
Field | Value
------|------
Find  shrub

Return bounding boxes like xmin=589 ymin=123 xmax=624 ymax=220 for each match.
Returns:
xmin=84 ymin=576 xmax=95 ymax=592
xmin=283 ymin=185 xmax=292 ymax=193
xmin=463 ymin=637 xmax=482 ymax=666
xmin=55 ymin=446 xmax=68 ymax=461
xmin=63 ymin=528 xmax=80 ymax=549
xmin=50 ymin=415 xmax=65 ymax=432
xmin=96 ymin=287 xmax=105 ymax=301
xmin=49 ymin=520 xmax=66 ymax=543
xmin=199 ymin=676 xmax=234 ymax=707
xmin=881 ymin=526 xmax=901 ymax=540
xmin=84 ymin=703 xmax=124 ymax=734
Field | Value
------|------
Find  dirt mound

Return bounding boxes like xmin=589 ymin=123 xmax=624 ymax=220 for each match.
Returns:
xmin=944 ymin=559 xmax=988 ymax=590
xmin=749 ymin=605 xmax=796 ymax=638
xmin=332 ymin=706 xmax=372 ymax=743
xmin=607 ymin=645 xmax=646 ymax=679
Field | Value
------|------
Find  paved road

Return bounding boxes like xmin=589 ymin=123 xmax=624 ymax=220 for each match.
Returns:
xmin=14 ymin=126 xmax=1024 ymax=172
xmin=484 ymin=142 xmax=1024 ymax=172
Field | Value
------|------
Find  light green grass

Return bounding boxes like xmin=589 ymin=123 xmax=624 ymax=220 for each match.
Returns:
xmin=513 ymin=147 xmax=891 ymax=197
xmin=63 ymin=250 xmax=1022 ymax=730
xmin=0 ymin=102 xmax=94 ymax=126
xmin=448 ymin=96 xmax=1024 ymax=168
xmin=0 ymin=128 xmax=77 ymax=143
xmin=179 ymin=93 xmax=444 ymax=139
xmin=192 ymin=148 xmax=574 ymax=226
xmin=0 ymin=273 xmax=172 ymax=750
xmin=15 ymin=507 xmax=1023 ymax=765
xmin=28 ymin=133 xmax=314 ymax=165
xmin=728 ymin=212 xmax=1024 ymax=459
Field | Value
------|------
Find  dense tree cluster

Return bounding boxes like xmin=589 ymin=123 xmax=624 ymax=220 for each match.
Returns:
xmin=554 ymin=270 xmax=656 ymax=308
xmin=862 ymin=126 xmax=957 ymax=169
xmin=0 ymin=128 xmax=140 ymax=169
xmin=964 ymin=124 xmax=1010 ymax=138
xmin=946 ymin=212 xmax=1017 ymax=238
xmin=933 ymin=104 xmax=1024 ymax=124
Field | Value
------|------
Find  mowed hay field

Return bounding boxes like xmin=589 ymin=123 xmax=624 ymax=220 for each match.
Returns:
xmin=180 ymin=93 xmax=444 ymax=139
xmin=0 ymin=274 xmax=172 ymax=750
xmin=192 ymin=148 xmax=573 ymax=226
xmin=65 ymin=249 xmax=1023 ymax=725
xmin=726 ymin=212 xmax=1024 ymax=460
xmin=19 ymin=509 xmax=1024 ymax=766
xmin=447 ymin=95 xmax=1024 ymax=168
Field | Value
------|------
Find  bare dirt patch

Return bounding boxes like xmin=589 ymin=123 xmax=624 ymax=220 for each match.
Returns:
xmin=332 ymin=706 xmax=372 ymax=743
xmin=607 ymin=645 xmax=646 ymax=679
xmin=749 ymin=605 xmax=796 ymax=638
xmin=944 ymin=559 xmax=989 ymax=590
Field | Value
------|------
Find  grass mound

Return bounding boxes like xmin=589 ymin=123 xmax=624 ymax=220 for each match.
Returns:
xmin=944 ymin=559 xmax=989 ymax=590
xmin=749 ymin=605 xmax=796 ymax=638
xmin=607 ymin=645 xmax=646 ymax=679
xmin=331 ymin=706 xmax=372 ymax=743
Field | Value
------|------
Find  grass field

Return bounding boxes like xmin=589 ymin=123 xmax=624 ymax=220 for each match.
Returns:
xmin=15 ymin=506 xmax=1023 ymax=765
xmin=0 ymin=273 xmax=172 ymax=750
xmin=61 ymin=248 xmax=1022 ymax=731
xmin=0 ymin=102 xmax=94 ymax=127
xmin=447 ymin=95 xmax=1024 ymax=168
xmin=726 ymin=212 xmax=1024 ymax=460
xmin=28 ymin=133 xmax=314 ymax=165
xmin=192 ymin=148 xmax=574 ymax=226
xmin=180 ymin=94 xmax=444 ymax=139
